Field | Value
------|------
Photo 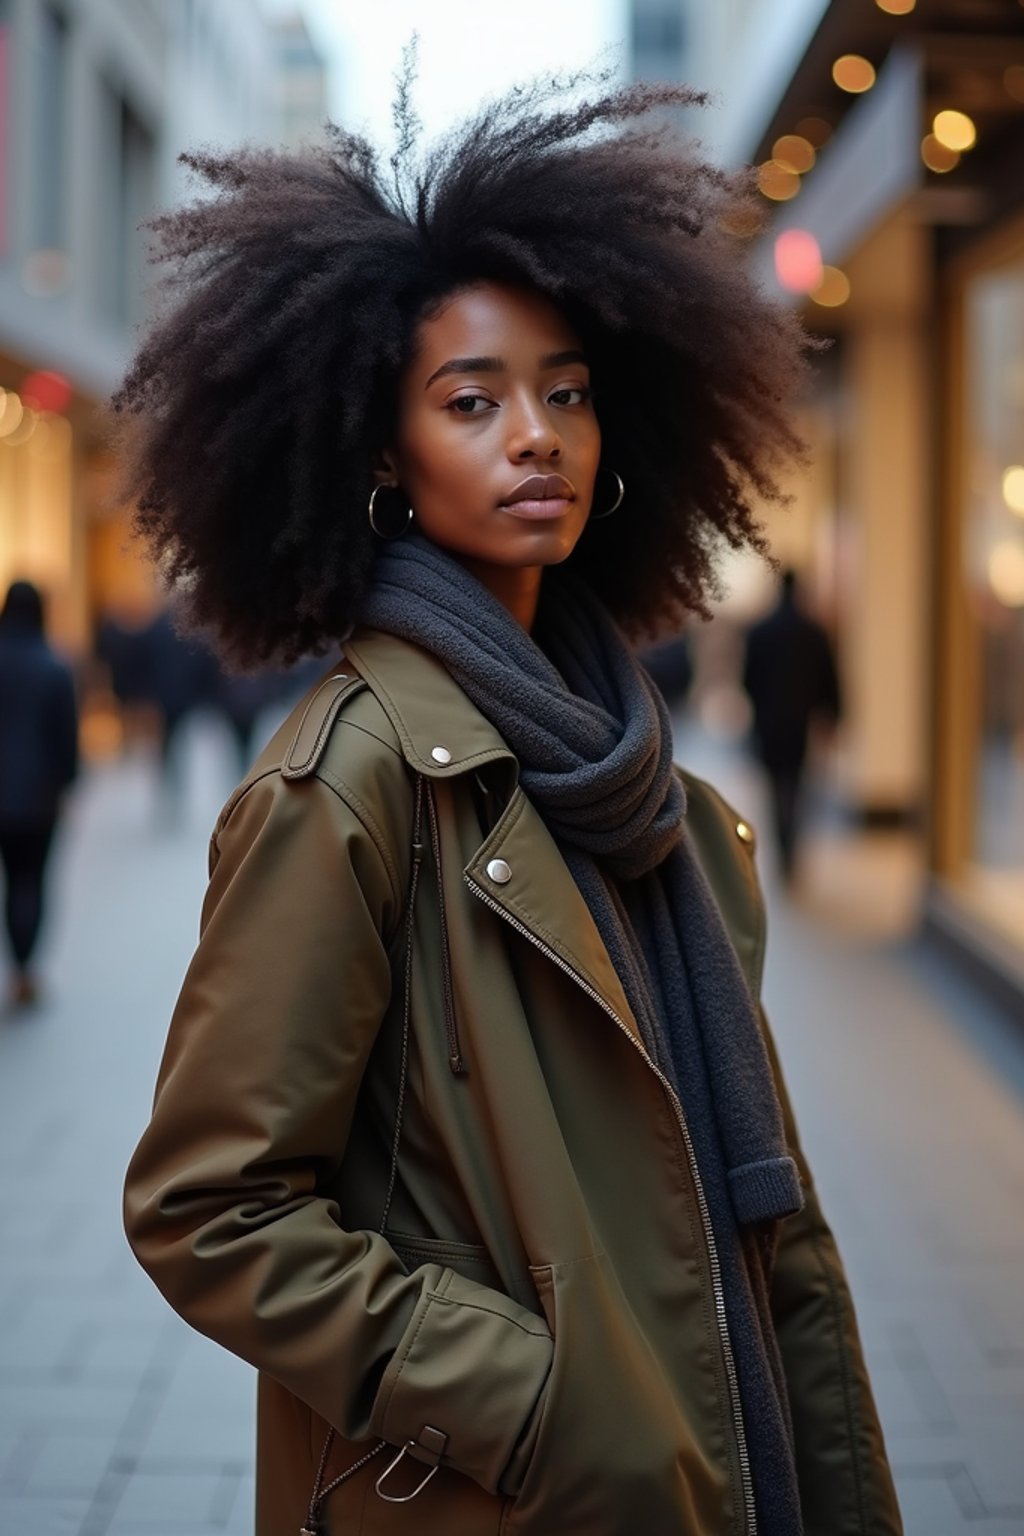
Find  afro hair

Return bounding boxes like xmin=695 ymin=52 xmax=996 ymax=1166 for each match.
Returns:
xmin=112 ymin=59 xmax=807 ymax=666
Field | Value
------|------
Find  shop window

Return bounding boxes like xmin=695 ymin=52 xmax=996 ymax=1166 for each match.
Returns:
xmin=34 ymin=3 xmax=69 ymax=254
xmin=97 ymin=83 xmax=156 ymax=325
xmin=961 ymin=246 xmax=1024 ymax=928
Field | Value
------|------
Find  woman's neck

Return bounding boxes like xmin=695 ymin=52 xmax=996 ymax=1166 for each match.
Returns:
xmin=450 ymin=556 xmax=543 ymax=632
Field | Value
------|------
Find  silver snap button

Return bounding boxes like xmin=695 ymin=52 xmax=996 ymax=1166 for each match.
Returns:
xmin=735 ymin=820 xmax=755 ymax=846
xmin=431 ymin=746 xmax=452 ymax=765
xmin=486 ymin=858 xmax=512 ymax=884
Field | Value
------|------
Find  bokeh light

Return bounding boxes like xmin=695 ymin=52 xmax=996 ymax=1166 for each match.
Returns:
xmin=795 ymin=116 xmax=833 ymax=147
xmin=2 ymin=406 xmax=37 ymax=447
xmin=1002 ymin=465 xmax=1024 ymax=516
xmin=774 ymin=229 xmax=824 ymax=294
xmin=988 ymin=539 xmax=1024 ymax=606
xmin=832 ymin=55 xmax=876 ymax=94
xmin=932 ymin=110 xmax=977 ymax=152
xmin=921 ymin=134 xmax=960 ymax=173
xmin=757 ymin=160 xmax=801 ymax=201
xmin=876 ymin=0 xmax=916 ymax=12
xmin=0 ymin=389 xmax=25 ymax=437
xmin=772 ymin=135 xmax=816 ymax=174
xmin=22 ymin=370 xmax=72 ymax=414
xmin=812 ymin=266 xmax=852 ymax=308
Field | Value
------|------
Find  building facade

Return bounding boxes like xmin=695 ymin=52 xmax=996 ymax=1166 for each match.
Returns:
xmin=0 ymin=0 xmax=325 ymax=652
xmin=675 ymin=0 xmax=1024 ymax=993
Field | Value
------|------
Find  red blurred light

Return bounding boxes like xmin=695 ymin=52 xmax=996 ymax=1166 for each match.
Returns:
xmin=774 ymin=229 xmax=824 ymax=294
xmin=21 ymin=369 xmax=72 ymax=413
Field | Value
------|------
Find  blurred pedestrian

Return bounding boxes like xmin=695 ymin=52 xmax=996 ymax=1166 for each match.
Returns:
xmin=141 ymin=605 xmax=219 ymax=814
xmin=213 ymin=665 xmax=282 ymax=778
xmin=95 ymin=603 xmax=155 ymax=745
xmin=742 ymin=569 xmax=841 ymax=882
xmin=0 ymin=580 xmax=78 ymax=1009
xmin=640 ymin=628 xmax=694 ymax=709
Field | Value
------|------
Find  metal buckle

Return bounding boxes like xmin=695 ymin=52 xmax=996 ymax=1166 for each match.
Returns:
xmin=374 ymin=1443 xmax=440 ymax=1503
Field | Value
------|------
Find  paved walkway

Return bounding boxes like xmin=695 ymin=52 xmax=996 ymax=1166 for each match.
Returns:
xmin=0 ymin=715 xmax=1022 ymax=1535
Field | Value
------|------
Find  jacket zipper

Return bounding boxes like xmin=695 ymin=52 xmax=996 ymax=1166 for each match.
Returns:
xmin=425 ymin=783 xmax=467 ymax=1074
xmin=465 ymin=873 xmax=757 ymax=1536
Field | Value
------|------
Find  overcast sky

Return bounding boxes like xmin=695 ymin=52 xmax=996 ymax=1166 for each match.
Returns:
xmin=277 ymin=0 xmax=629 ymax=155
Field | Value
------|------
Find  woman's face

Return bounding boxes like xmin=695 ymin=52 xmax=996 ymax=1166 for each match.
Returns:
xmin=378 ymin=281 xmax=601 ymax=580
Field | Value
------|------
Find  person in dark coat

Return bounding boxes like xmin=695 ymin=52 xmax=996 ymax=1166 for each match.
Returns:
xmin=95 ymin=609 xmax=153 ymax=713
xmin=742 ymin=569 xmax=841 ymax=882
xmin=140 ymin=605 xmax=220 ymax=811
xmin=213 ymin=665 xmax=282 ymax=778
xmin=639 ymin=628 xmax=694 ymax=710
xmin=0 ymin=580 xmax=79 ymax=1007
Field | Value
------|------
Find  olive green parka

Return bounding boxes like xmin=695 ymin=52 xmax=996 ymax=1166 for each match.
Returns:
xmin=123 ymin=628 xmax=903 ymax=1536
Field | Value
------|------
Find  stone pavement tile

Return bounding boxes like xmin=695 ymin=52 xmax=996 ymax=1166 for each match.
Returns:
xmin=0 ymin=1268 xmax=167 ymax=1333
xmin=141 ymin=1330 xmax=256 ymax=1466
xmin=0 ymin=1304 xmax=162 ymax=1393
xmin=890 ymin=1467 xmax=964 ymax=1535
xmin=895 ymin=1458 xmax=1024 ymax=1527
xmin=144 ymin=1406 xmax=255 ymax=1468
xmin=0 ymin=1382 xmax=137 ymax=1434
xmin=867 ymin=1357 xmax=954 ymax=1438
xmin=104 ymin=1458 xmax=249 ymax=1530
xmin=15 ymin=1429 xmax=116 ymax=1498
xmin=224 ymin=1475 xmax=256 ymax=1535
xmin=0 ymin=1494 xmax=94 ymax=1534
xmin=958 ymin=1423 xmax=1024 ymax=1507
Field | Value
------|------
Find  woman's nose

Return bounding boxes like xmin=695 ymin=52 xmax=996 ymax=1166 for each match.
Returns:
xmin=508 ymin=397 xmax=561 ymax=460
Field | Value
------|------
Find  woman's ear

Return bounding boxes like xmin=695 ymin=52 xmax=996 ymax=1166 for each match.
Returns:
xmin=372 ymin=447 xmax=402 ymax=488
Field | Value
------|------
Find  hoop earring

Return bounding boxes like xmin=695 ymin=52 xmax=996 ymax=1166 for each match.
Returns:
xmin=368 ymin=483 xmax=414 ymax=540
xmin=589 ymin=467 xmax=624 ymax=522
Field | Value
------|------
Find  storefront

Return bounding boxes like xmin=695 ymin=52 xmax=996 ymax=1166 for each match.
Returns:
xmin=0 ymin=355 xmax=77 ymax=646
xmin=736 ymin=0 xmax=1024 ymax=994
xmin=0 ymin=350 xmax=158 ymax=660
xmin=931 ymin=216 xmax=1024 ymax=984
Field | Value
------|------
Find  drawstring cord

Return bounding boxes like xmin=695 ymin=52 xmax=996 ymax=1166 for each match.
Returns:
xmin=304 ymin=772 xmax=463 ymax=1530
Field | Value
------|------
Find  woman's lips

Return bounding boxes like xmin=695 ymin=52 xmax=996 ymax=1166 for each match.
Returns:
xmin=499 ymin=496 xmax=574 ymax=520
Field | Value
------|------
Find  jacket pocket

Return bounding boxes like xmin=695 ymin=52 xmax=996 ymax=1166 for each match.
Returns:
xmin=502 ymin=1253 xmax=710 ymax=1536
xmin=385 ymin=1230 xmax=505 ymax=1295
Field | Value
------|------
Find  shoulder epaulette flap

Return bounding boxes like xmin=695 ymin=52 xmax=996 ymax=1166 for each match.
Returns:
xmin=281 ymin=671 xmax=368 ymax=781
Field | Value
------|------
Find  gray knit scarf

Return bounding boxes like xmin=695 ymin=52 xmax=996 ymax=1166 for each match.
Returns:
xmin=360 ymin=532 xmax=805 ymax=1535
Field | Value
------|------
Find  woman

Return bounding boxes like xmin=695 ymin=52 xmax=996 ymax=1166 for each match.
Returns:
xmin=0 ymin=579 xmax=78 ymax=1008
xmin=119 ymin=72 xmax=902 ymax=1536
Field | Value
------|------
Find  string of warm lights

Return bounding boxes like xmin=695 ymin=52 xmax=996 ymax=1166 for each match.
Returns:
xmin=755 ymin=0 xmax=1024 ymax=611
xmin=759 ymin=0 xmax=998 ymax=309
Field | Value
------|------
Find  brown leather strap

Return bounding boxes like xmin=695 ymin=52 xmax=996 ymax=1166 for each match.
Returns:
xmin=281 ymin=671 xmax=367 ymax=781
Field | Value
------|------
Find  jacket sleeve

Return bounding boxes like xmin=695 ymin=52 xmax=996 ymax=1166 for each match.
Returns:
xmin=763 ymin=1012 xmax=903 ymax=1535
xmin=122 ymin=768 xmax=552 ymax=1496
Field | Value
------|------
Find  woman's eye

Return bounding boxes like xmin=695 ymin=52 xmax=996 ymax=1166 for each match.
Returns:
xmin=447 ymin=394 xmax=494 ymax=414
xmin=447 ymin=385 xmax=591 ymax=414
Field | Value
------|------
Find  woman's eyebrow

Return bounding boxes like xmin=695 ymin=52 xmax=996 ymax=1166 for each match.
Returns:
xmin=424 ymin=348 xmax=588 ymax=390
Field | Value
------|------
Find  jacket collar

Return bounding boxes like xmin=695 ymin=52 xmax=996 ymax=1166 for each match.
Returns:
xmin=344 ymin=629 xmax=517 ymax=781
xmin=342 ymin=627 xmax=643 ymax=1042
